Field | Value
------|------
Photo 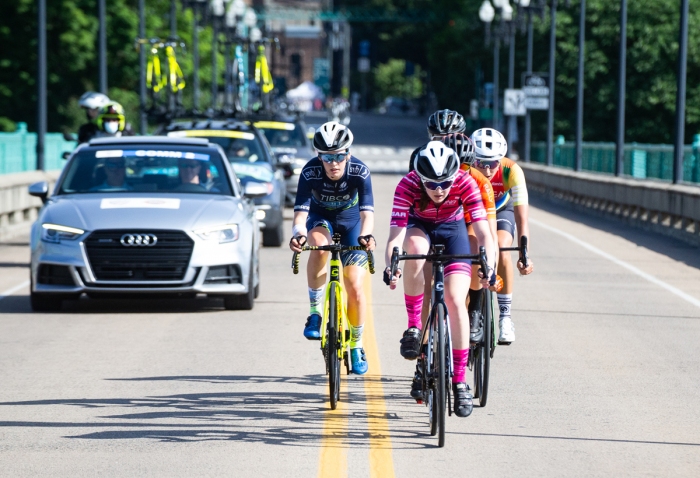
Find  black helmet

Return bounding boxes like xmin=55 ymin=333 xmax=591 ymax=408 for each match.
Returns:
xmin=413 ymin=141 xmax=460 ymax=182
xmin=313 ymin=121 xmax=354 ymax=152
xmin=440 ymin=133 xmax=475 ymax=165
xmin=427 ymin=109 xmax=466 ymax=137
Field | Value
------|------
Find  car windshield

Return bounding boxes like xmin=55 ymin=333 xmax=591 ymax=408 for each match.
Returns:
xmin=168 ymin=130 xmax=268 ymax=165
xmin=230 ymin=163 xmax=274 ymax=184
xmin=57 ymin=145 xmax=232 ymax=195
xmin=253 ymin=121 xmax=306 ymax=148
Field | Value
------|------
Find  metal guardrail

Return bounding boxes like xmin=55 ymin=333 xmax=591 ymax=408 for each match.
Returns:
xmin=531 ymin=139 xmax=700 ymax=184
xmin=0 ymin=122 xmax=75 ymax=174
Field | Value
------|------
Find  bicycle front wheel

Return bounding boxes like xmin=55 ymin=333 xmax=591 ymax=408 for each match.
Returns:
xmin=478 ymin=290 xmax=492 ymax=407
xmin=328 ymin=283 xmax=341 ymax=410
xmin=429 ymin=303 xmax=447 ymax=447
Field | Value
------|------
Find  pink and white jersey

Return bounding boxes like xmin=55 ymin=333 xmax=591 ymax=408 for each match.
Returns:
xmin=390 ymin=170 xmax=487 ymax=227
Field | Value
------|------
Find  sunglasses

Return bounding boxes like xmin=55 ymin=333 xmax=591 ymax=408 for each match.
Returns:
xmin=318 ymin=151 xmax=349 ymax=163
xmin=474 ymin=158 xmax=500 ymax=169
xmin=423 ymin=179 xmax=454 ymax=191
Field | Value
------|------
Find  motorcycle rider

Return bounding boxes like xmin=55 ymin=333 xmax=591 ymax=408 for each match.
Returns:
xmin=77 ymin=91 xmax=110 ymax=144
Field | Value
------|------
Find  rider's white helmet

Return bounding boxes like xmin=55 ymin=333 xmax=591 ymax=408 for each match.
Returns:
xmin=471 ymin=128 xmax=508 ymax=161
xmin=413 ymin=141 xmax=460 ymax=182
xmin=79 ymin=91 xmax=110 ymax=110
xmin=313 ymin=121 xmax=354 ymax=152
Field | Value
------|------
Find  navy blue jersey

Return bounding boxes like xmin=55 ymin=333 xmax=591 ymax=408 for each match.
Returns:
xmin=294 ymin=156 xmax=374 ymax=222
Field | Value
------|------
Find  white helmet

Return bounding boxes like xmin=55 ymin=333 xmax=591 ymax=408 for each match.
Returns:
xmin=471 ymin=128 xmax=508 ymax=161
xmin=79 ymin=91 xmax=110 ymax=110
xmin=313 ymin=121 xmax=354 ymax=152
xmin=413 ymin=141 xmax=460 ymax=182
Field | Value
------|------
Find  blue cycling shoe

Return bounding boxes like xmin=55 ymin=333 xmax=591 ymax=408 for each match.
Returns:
xmin=303 ymin=314 xmax=322 ymax=340
xmin=350 ymin=348 xmax=368 ymax=375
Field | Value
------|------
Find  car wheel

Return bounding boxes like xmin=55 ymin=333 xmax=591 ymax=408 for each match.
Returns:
xmin=223 ymin=259 xmax=255 ymax=310
xmin=262 ymin=222 xmax=284 ymax=247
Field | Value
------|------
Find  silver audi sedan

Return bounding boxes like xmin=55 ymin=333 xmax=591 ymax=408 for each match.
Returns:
xmin=28 ymin=136 xmax=263 ymax=312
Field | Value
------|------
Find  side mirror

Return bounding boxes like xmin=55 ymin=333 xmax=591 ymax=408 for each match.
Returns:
xmin=28 ymin=181 xmax=49 ymax=204
xmin=62 ymin=151 xmax=71 ymax=160
xmin=243 ymin=182 xmax=269 ymax=199
xmin=63 ymin=132 xmax=77 ymax=142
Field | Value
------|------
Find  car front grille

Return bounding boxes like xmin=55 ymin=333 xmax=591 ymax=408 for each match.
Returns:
xmin=85 ymin=230 xmax=194 ymax=281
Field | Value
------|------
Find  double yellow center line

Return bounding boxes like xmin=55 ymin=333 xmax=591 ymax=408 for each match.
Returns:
xmin=318 ymin=277 xmax=395 ymax=478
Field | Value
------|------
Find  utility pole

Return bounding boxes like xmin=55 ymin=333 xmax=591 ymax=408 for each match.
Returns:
xmin=524 ymin=14 xmax=533 ymax=162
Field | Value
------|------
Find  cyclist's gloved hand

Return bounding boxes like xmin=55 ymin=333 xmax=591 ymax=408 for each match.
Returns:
xmin=489 ymin=269 xmax=497 ymax=286
xmin=289 ymin=234 xmax=307 ymax=253
xmin=383 ymin=267 xmax=402 ymax=289
xmin=358 ymin=234 xmax=376 ymax=251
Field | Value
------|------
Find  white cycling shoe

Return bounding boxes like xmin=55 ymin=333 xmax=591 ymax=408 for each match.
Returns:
xmin=498 ymin=317 xmax=515 ymax=345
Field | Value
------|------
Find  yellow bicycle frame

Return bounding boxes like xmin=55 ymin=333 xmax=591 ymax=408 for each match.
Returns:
xmin=319 ymin=255 xmax=350 ymax=370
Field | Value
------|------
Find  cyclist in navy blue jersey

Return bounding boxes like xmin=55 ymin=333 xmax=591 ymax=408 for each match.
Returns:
xmin=290 ymin=122 xmax=376 ymax=374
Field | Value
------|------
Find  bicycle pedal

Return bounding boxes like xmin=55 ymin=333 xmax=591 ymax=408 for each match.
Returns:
xmin=497 ymin=341 xmax=512 ymax=346
xmin=415 ymin=399 xmax=423 ymax=405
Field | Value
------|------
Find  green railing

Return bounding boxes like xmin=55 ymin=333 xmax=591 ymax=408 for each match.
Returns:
xmin=0 ymin=122 xmax=76 ymax=175
xmin=531 ymin=138 xmax=700 ymax=184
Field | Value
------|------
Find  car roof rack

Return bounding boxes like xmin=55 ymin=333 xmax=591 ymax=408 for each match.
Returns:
xmin=88 ymin=136 xmax=210 ymax=147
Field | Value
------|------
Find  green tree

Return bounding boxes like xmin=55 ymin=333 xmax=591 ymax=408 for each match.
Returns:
xmin=373 ymin=59 xmax=423 ymax=101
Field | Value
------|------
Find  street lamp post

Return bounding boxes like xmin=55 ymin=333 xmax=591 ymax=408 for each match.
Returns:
xmin=615 ymin=0 xmax=627 ymax=176
xmin=210 ymin=0 xmax=226 ymax=112
xmin=36 ymin=0 xmax=47 ymax=171
xmin=98 ymin=0 xmax=107 ymax=94
xmin=139 ymin=0 xmax=147 ymax=134
xmin=575 ymin=0 xmax=585 ymax=171
xmin=546 ymin=0 xmax=557 ymax=167
xmin=673 ymin=0 xmax=690 ymax=184
xmin=478 ymin=1 xmax=498 ymax=129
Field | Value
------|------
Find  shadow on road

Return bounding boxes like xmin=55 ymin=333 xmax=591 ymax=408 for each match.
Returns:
xmin=531 ymin=193 xmax=700 ymax=271
xmin=0 ymin=295 xmax=233 ymax=314
xmin=0 ymin=374 xmax=432 ymax=448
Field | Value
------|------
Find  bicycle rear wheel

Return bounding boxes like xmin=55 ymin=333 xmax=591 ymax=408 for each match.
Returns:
xmin=478 ymin=290 xmax=492 ymax=407
xmin=328 ymin=283 xmax=341 ymax=410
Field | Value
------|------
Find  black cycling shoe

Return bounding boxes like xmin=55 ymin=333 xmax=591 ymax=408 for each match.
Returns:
xmin=410 ymin=360 xmax=425 ymax=402
xmin=452 ymin=382 xmax=474 ymax=417
xmin=400 ymin=327 xmax=422 ymax=360
xmin=469 ymin=310 xmax=484 ymax=345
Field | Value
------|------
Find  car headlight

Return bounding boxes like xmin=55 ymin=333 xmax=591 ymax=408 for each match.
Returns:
xmin=41 ymin=223 xmax=85 ymax=243
xmin=194 ymin=224 xmax=239 ymax=243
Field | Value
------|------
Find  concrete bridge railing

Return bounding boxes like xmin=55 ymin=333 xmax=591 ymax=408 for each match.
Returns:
xmin=0 ymin=170 xmax=61 ymax=241
xmin=521 ymin=162 xmax=700 ymax=246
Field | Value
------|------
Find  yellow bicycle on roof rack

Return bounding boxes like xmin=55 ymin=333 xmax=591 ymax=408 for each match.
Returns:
xmin=292 ymin=233 xmax=375 ymax=410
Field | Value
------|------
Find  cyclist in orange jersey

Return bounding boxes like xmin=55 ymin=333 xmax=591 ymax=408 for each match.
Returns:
xmin=441 ymin=134 xmax=499 ymax=345
xmin=470 ymin=128 xmax=534 ymax=345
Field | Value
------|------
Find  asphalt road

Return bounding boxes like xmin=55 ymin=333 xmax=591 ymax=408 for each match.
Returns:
xmin=1 ymin=115 xmax=700 ymax=476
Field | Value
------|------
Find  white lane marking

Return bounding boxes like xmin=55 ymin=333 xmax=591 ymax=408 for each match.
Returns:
xmin=0 ymin=280 xmax=30 ymax=302
xmin=531 ymin=218 xmax=700 ymax=310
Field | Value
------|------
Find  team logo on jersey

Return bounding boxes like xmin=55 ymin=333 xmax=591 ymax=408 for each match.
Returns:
xmin=348 ymin=163 xmax=369 ymax=178
xmin=303 ymin=166 xmax=323 ymax=180
xmin=339 ymin=181 xmax=347 ymax=188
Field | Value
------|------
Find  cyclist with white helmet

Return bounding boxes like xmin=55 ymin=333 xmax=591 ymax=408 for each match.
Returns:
xmin=470 ymin=128 xmax=534 ymax=345
xmin=289 ymin=122 xmax=375 ymax=375
xmin=441 ymin=133 xmax=500 ymax=344
xmin=77 ymin=91 xmax=110 ymax=143
xmin=384 ymin=141 xmax=496 ymax=417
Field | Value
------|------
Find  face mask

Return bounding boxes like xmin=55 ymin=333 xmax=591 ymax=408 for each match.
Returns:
xmin=104 ymin=121 xmax=119 ymax=134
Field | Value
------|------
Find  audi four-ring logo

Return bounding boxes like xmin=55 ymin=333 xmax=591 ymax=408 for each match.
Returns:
xmin=120 ymin=234 xmax=158 ymax=246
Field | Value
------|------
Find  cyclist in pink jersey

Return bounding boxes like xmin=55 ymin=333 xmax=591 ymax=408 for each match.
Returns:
xmin=384 ymin=141 xmax=496 ymax=417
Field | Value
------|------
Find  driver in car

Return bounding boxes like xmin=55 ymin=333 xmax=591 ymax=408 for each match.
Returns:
xmin=91 ymin=158 xmax=133 ymax=191
xmin=178 ymin=159 xmax=202 ymax=186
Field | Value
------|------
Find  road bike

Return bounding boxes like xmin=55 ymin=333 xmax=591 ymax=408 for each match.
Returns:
xmin=472 ymin=236 xmax=529 ymax=407
xmin=390 ymin=244 xmax=489 ymax=447
xmin=293 ymin=233 xmax=375 ymax=410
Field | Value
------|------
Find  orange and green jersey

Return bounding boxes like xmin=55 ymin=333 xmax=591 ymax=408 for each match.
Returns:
xmin=488 ymin=157 xmax=528 ymax=211
xmin=461 ymin=163 xmax=496 ymax=223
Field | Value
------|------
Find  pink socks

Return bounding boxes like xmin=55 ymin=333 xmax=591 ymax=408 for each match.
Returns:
xmin=453 ymin=349 xmax=469 ymax=383
xmin=404 ymin=294 xmax=424 ymax=329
